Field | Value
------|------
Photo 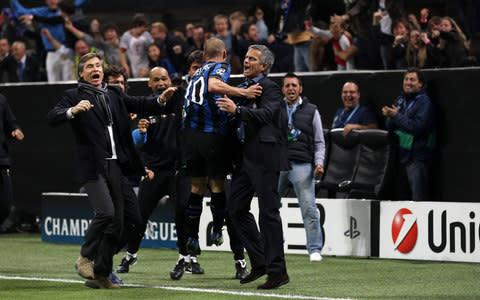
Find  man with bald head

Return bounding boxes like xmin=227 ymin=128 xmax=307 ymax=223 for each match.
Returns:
xmin=116 ymin=67 xmax=183 ymax=274
xmin=0 ymin=41 xmax=39 ymax=82
xmin=183 ymin=37 xmax=261 ymax=260
xmin=332 ymin=81 xmax=378 ymax=134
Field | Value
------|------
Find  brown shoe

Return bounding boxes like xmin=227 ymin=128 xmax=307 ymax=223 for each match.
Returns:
xmin=75 ymin=256 xmax=94 ymax=279
xmin=257 ymin=272 xmax=289 ymax=289
xmin=89 ymin=276 xmax=120 ymax=289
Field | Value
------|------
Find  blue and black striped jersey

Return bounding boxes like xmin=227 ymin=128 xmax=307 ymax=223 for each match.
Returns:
xmin=183 ymin=61 xmax=231 ymax=135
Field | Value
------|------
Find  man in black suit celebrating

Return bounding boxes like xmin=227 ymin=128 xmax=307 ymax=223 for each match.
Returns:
xmin=217 ymin=44 xmax=290 ymax=289
xmin=47 ymin=53 xmax=174 ymax=289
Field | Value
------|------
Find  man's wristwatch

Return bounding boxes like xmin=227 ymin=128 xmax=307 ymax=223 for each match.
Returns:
xmin=236 ymin=105 xmax=241 ymax=115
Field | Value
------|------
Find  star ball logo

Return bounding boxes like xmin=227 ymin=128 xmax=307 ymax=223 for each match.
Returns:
xmin=391 ymin=208 xmax=418 ymax=254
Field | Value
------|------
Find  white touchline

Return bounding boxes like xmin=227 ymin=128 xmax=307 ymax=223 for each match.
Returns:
xmin=0 ymin=275 xmax=356 ymax=300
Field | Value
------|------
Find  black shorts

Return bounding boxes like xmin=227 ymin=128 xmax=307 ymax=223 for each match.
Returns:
xmin=183 ymin=128 xmax=231 ymax=179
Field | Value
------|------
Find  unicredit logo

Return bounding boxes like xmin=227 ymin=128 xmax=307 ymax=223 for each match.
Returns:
xmin=391 ymin=208 xmax=418 ymax=254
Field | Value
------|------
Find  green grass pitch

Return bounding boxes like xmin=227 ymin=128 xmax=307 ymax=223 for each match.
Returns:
xmin=0 ymin=233 xmax=479 ymax=300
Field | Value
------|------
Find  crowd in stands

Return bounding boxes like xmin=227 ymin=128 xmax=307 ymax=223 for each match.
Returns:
xmin=0 ymin=0 xmax=479 ymax=83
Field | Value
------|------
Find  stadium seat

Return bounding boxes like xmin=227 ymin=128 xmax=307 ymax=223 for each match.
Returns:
xmin=316 ymin=128 xmax=361 ymax=198
xmin=341 ymin=129 xmax=394 ymax=199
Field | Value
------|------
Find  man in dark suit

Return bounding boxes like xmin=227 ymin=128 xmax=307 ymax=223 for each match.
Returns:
xmin=47 ymin=53 xmax=174 ymax=289
xmin=217 ymin=44 xmax=290 ymax=289
xmin=0 ymin=41 xmax=39 ymax=83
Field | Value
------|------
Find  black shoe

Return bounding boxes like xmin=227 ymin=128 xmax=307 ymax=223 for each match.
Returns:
xmin=185 ymin=261 xmax=204 ymax=274
xmin=170 ymin=258 xmax=185 ymax=280
xmin=235 ymin=260 xmax=248 ymax=280
xmin=186 ymin=237 xmax=201 ymax=255
xmin=257 ymin=273 xmax=290 ymax=290
xmin=240 ymin=267 xmax=266 ymax=284
xmin=116 ymin=256 xmax=137 ymax=273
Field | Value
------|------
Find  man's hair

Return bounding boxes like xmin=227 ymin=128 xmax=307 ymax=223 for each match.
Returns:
xmin=229 ymin=11 xmax=246 ymax=22
xmin=187 ymin=50 xmax=205 ymax=67
xmin=404 ymin=67 xmax=425 ymax=84
xmin=102 ymin=24 xmax=120 ymax=36
xmin=104 ymin=65 xmax=129 ymax=90
xmin=247 ymin=44 xmax=274 ymax=75
xmin=283 ymin=73 xmax=302 ymax=86
xmin=194 ymin=24 xmax=205 ymax=31
xmin=151 ymin=22 xmax=168 ymax=33
xmin=213 ymin=14 xmax=228 ymax=24
xmin=204 ymin=38 xmax=225 ymax=60
xmin=78 ymin=53 xmax=104 ymax=74
xmin=104 ymin=65 xmax=128 ymax=80
xmin=132 ymin=13 xmax=149 ymax=28
xmin=240 ymin=21 xmax=255 ymax=38
xmin=58 ymin=0 xmax=75 ymax=15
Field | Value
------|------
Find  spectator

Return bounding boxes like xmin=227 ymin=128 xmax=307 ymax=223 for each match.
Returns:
xmin=42 ymin=28 xmax=101 ymax=79
xmin=272 ymin=0 xmax=314 ymax=72
xmin=333 ymin=0 xmax=382 ymax=69
xmin=0 ymin=38 xmax=10 ymax=82
xmin=389 ymin=19 xmax=410 ymax=69
xmin=278 ymin=73 xmax=325 ymax=262
xmin=213 ymin=14 xmax=234 ymax=64
xmin=229 ymin=11 xmax=247 ymax=38
xmin=9 ymin=0 xmax=90 ymax=82
xmin=431 ymin=16 xmax=469 ymax=67
xmin=308 ymin=18 xmax=356 ymax=70
xmin=187 ymin=24 xmax=206 ymax=53
xmin=57 ymin=0 xmax=89 ymax=49
xmin=141 ymin=43 xmax=176 ymax=78
xmin=118 ymin=14 xmax=153 ymax=78
xmin=184 ymin=22 xmax=194 ymax=40
xmin=332 ymin=81 xmax=378 ymax=135
xmin=236 ymin=22 xmax=264 ymax=65
xmin=371 ymin=0 xmax=406 ymax=69
xmin=382 ymin=68 xmax=435 ymax=201
xmin=64 ymin=19 xmax=122 ymax=67
xmin=405 ymin=29 xmax=436 ymax=68
xmin=0 ymin=40 xmax=39 ymax=82
xmin=0 ymin=38 xmax=10 ymax=62
xmin=150 ymin=22 xmax=189 ymax=75
xmin=252 ymin=6 xmax=269 ymax=41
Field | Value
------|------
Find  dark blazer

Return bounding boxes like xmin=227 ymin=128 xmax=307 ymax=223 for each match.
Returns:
xmin=235 ymin=77 xmax=290 ymax=172
xmin=0 ymin=55 xmax=39 ymax=83
xmin=47 ymin=85 xmax=161 ymax=184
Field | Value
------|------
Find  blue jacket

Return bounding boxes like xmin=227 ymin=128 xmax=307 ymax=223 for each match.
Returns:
xmin=10 ymin=0 xmax=89 ymax=51
xmin=386 ymin=87 xmax=435 ymax=163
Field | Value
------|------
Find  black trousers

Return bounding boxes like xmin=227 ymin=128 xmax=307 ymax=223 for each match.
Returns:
xmin=126 ymin=169 xmax=179 ymax=254
xmin=228 ymin=166 xmax=286 ymax=275
xmin=81 ymin=160 xmax=141 ymax=277
xmin=0 ymin=168 xmax=13 ymax=225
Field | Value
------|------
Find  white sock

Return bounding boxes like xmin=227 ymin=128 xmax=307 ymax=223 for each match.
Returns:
xmin=179 ymin=254 xmax=189 ymax=263
xmin=126 ymin=252 xmax=137 ymax=260
xmin=190 ymin=256 xmax=198 ymax=263
xmin=235 ymin=259 xmax=247 ymax=268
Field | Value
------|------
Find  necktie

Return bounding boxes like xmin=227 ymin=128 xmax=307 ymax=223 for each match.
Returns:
xmin=236 ymin=80 xmax=255 ymax=143
xmin=17 ymin=62 xmax=24 ymax=82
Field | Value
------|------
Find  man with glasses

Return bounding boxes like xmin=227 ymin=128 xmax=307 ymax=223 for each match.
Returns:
xmin=332 ymin=81 xmax=378 ymax=134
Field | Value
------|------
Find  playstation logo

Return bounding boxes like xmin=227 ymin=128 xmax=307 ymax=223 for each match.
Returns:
xmin=344 ymin=217 xmax=360 ymax=239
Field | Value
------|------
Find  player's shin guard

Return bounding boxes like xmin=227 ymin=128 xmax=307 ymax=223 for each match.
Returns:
xmin=186 ymin=193 xmax=203 ymax=239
